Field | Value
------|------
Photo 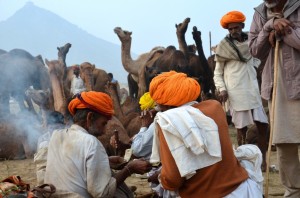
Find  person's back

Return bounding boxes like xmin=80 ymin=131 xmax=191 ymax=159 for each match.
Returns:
xmin=158 ymin=100 xmax=248 ymax=198
xmin=45 ymin=124 xmax=114 ymax=198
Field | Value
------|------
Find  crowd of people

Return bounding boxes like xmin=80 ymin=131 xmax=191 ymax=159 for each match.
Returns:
xmin=32 ymin=0 xmax=299 ymax=197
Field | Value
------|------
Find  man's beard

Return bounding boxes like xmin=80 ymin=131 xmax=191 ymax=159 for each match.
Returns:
xmin=264 ymin=0 xmax=279 ymax=8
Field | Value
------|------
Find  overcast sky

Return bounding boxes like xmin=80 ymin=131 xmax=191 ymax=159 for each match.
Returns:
xmin=0 ymin=0 xmax=263 ymax=57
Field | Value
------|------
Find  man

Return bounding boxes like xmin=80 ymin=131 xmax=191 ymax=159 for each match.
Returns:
xmin=110 ymin=92 xmax=168 ymax=197
xmin=149 ymin=71 xmax=262 ymax=198
xmin=213 ymin=11 xmax=269 ymax=171
xmin=110 ymin=92 xmax=156 ymax=160
xmin=248 ymin=0 xmax=300 ymax=197
xmin=44 ymin=91 xmax=152 ymax=198
xmin=70 ymin=66 xmax=86 ymax=97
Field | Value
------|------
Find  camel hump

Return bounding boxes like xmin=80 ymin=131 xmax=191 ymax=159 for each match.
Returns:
xmin=8 ymin=49 xmax=35 ymax=60
xmin=147 ymin=46 xmax=165 ymax=61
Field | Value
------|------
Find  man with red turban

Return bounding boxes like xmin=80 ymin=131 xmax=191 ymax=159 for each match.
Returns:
xmin=149 ymin=71 xmax=262 ymax=197
xmin=214 ymin=10 xmax=269 ymax=171
xmin=44 ymin=91 xmax=151 ymax=198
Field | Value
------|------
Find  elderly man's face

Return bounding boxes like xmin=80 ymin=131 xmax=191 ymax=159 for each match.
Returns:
xmin=88 ymin=114 xmax=108 ymax=137
xmin=227 ymin=23 xmax=243 ymax=39
xmin=264 ymin=0 xmax=279 ymax=8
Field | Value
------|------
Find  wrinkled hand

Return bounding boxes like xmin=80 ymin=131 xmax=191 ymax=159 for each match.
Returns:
xmin=147 ymin=170 xmax=160 ymax=184
xmin=273 ymin=18 xmax=295 ymax=37
xmin=218 ymin=90 xmax=228 ymax=103
xmin=140 ymin=109 xmax=156 ymax=128
xmin=126 ymin=159 xmax=152 ymax=175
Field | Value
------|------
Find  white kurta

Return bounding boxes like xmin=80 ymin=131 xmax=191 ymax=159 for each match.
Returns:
xmin=44 ymin=124 xmax=116 ymax=198
xmin=214 ymin=41 xmax=262 ymax=111
xmin=70 ymin=76 xmax=86 ymax=96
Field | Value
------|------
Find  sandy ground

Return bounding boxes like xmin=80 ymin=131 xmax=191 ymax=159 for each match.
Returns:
xmin=0 ymin=126 xmax=297 ymax=198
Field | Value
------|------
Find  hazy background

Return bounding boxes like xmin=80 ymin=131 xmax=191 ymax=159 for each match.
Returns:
xmin=0 ymin=0 xmax=263 ymax=83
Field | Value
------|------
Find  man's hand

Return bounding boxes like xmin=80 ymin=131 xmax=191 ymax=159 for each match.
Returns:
xmin=109 ymin=156 xmax=128 ymax=170
xmin=147 ymin=170 xmax=160 ymax=184
xmin=273 ymin=18 xmax=295 ymax=36
xmin=140 ymin=109 xmax=156 ymax=128
xmin=218 ymin=90 xmax=228 ymax=103
xmin=126 ymin=159 xmax=152 ymax=175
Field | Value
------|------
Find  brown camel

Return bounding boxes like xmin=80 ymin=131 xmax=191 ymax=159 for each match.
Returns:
xmin=114 ymin=27 xmax=164 ymax=98
xmin=176 ymin=18 xmax=215 ymax=99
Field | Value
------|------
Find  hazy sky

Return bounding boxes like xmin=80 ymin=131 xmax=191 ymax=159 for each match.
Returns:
xmin=0 ymin=0 xmax=263 ymax=57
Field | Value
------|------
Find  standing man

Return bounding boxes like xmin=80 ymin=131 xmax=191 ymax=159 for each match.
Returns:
xmin=213 ymin=11 xmax=269 ymax=171
xmin=44 ymin=91 xmax=151 ymax=198
xmin=70 ymin=66 xmax=86 ymax=98
xmin=248 ymin=0 xmax=300 ymax=197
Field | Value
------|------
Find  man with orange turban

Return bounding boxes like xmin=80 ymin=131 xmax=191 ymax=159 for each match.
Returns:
xmin=44 ymin=91 xmax=151 ymax=198
xmin=214 ymin=10 xmax=269 ymax=172
xmin=149 ymin=71 xmax=262 ymax=197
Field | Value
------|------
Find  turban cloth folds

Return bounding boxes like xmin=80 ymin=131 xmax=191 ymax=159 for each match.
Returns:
xmin=139 ymin=92 xmax=155 ymax=110
xmin=149 ymin=71 xmax=201 ymax=107
xmin=220 ymin=11 xmax=246 ymax=29
xmin=68 ymin=91 xmax=114 ymax=118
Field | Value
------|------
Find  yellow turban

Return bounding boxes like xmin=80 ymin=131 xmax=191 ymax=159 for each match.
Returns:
xmin=149 ymin=71 xmax=201 ymax=107
xmin=220 ymin=11 xmax=246 ymax=29
xmin=68 ymin=91 xmax=114 ymax=118
xmin=139 ymin=92 xmax=155 ymax=110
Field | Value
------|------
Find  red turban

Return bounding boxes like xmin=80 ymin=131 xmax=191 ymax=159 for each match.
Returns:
xmin=220 ymin=11 xmax=246 ymax=29
xmin=149 ymin=71 xmax=201 ymax=107
xmin=68 ymin=91 xmax=114 ymax=118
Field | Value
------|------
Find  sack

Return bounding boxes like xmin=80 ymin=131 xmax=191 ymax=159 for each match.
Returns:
xmin=0 ymin=176 xmax=56 ymax=198
xmin=0 ymin=175 xmax=33 ymax=198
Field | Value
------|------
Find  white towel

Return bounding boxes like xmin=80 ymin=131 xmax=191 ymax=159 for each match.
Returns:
xmin=150 ymin=102 xmax=222 ymax=179
xmin=234 ymin=144 xmax=264 ymax=192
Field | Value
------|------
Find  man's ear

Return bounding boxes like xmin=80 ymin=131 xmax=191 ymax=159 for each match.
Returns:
xmin=86 ymin=112 xmax=93 ymax=128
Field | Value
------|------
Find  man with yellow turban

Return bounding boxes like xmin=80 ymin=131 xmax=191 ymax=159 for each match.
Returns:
xmin=44 ymin=91 xmax=151 ymax=198
xmin=149 ymin=71 xmax=262 ymax=197
xmin=214 ymin=10 xmax=269 ymax=171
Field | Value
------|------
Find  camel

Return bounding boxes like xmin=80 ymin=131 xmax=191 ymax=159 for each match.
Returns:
xmin=114 ymin=27 xmax=164 ymax=98
xmin=105 ymin=82 xmax=141 ymax=138
xmin=175 ymin=18 xmax=215 ymax=99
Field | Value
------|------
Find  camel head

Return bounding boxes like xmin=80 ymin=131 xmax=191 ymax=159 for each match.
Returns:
xmin=80 ymin=62 xmax=95 ymax=91
xmin=114 ymin=27 xmax=132 ymax=42
xmin=25 ymin=87 xmax=50 ymax=107
xmin=57 ymin=43 xmax=72 ymax=59
xmin=176 ymin=17 xmax=191 ymax=36
xmin=45 ymin=59 xmax=64 ymax=79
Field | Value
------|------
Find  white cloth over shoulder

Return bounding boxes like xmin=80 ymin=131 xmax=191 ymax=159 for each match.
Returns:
xmin=150 ymin=101 xmax=222 ymax=179
xmin=234 ymin=144 xmax=264 ymax=193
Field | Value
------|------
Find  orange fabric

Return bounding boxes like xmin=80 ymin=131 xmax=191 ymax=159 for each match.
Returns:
xmin=220 ymin=11 xmax=246 ymax=29
xmin=149 ymin=71 xmax=200 ymax=107
xmin=68 ymin=91 xmax=114 ymax=117
xmin=158 ymin=100 xmax=248 ymax=198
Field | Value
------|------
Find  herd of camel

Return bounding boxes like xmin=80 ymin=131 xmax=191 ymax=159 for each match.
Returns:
xmin=0 ymin=17 xmax=263 ymax=160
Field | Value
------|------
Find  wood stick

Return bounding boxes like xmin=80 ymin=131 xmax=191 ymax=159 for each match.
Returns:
xmin=265 ymin=40 xmax=279 ymax=198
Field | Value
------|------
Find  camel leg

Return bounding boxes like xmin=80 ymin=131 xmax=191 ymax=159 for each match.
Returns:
xmin=236 ymin=127 xmax=247 ymax=146
xmin=255 ymin=121 xmax=268 ymax=172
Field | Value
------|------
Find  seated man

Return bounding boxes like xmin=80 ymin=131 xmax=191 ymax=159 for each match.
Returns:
xmin=44 ymin=91 xmax=152 ymax=198
xmin=149 ymin=71 xmax=262 ymax=198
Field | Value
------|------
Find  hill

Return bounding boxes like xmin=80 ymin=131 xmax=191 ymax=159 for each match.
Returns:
xmin=0 ymin=2 xmax=132 ymax=83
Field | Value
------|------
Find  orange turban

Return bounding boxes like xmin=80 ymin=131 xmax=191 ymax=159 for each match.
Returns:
xmin=220 ymin=11 xmax=246 ymax=29
xmin=149 ymin=71 xmax=201 ymax=107
xmin=68 ymin=91 xmax=114 ymax=118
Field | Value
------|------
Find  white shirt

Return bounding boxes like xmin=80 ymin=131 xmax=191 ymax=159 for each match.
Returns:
xmin=44 ymin=124 xmax=116 ymax=198
xmin=71 ymin=75 xmax=86 ymax=96
xmin=214 ymin=41 xmax=262 ymax=111
xmin=131 ymin=123 xmax=155 ymax=160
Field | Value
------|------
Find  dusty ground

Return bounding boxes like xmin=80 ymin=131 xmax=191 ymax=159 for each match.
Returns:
xmin=0 ymin=126 xmax=296 ymax=197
